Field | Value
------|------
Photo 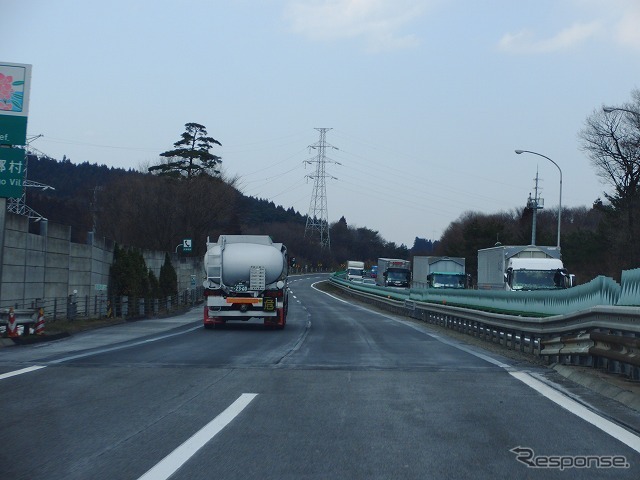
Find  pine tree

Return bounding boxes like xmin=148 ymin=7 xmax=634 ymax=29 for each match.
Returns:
xmin=159 ymin=253 xmax=178 ymax=297
xmin=149 ymin=123 xmax=222 ymax=178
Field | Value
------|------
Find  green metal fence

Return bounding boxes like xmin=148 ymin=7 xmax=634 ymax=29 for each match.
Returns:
xmin=332 ymin=268 xmax=640 ymax=316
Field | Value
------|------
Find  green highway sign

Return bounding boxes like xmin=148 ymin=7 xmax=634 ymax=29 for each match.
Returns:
xmin=183 ymin=238 xmax=193 ymax=253
xmin=0 ymin=116 xmax=27 ymax=146
xmin=0 ymin=147 xmax=25 ymax=198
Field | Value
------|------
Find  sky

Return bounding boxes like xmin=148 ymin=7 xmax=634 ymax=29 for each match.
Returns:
xmin=3 ymin=0 xmax=640 ymax=247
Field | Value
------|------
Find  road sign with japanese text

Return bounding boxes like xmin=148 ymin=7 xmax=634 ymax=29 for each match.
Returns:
xmin=0 ymin=147 xmax=24 ymax=198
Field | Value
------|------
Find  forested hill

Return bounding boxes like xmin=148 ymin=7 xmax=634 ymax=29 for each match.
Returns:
xmin=18 ymin=154 xmax=637 ymax=283
xmin=24 ymin=154 xmax=307 ymax=242
xmin=27 ymin=155 xmax=136 ymax=197
xmin=22 ymin=155 xmax=415 ymax=268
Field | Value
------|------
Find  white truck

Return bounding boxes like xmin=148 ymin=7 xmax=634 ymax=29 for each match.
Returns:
xmin=346 ymin=260 xmax=365 ymax=282
xmin=376 ymin=258 xmax=411 ymax=288
xmin=203 ymin=235 xmax=289 ymax=329
xmin=412 ymin=256 xmax=468 ymax=289
xmin=477 ymin=244 xmax=573 ymax=291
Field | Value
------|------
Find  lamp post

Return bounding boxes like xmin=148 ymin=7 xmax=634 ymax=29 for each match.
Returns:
xmin=515 ymin=150 xmax=562 ymax=248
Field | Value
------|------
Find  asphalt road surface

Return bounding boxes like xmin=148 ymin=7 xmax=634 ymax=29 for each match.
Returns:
xmin=0 ymin=274 xmax=639 ymax=479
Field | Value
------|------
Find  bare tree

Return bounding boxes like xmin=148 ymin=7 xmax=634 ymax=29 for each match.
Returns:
xmin=579 ymin=89 xmax=640 ymax=266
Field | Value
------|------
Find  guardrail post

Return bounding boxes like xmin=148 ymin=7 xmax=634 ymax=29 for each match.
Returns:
xmin=67 ymin=294 xmax=77 ymax=321
xmin=622 ymin=332 xmax=636 ymax=378
xmin=610 ymin=330 xmax=621 ymax=375
xmin=121 ymin=296 xmax=128 ymax=317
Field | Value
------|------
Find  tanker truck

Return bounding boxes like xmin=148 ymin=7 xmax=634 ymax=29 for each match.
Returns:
xmin=203 ymin=235 xmax=289 ymax=329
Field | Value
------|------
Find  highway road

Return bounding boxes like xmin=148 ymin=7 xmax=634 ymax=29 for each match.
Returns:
xmin=0 ymin=274 xmax=639 ymax=479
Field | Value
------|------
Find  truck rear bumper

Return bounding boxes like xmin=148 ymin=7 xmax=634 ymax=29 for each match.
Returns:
xmin=203 ymin=288 xmax=288 ymax=329
xmin=205 ymin=308 xmax=279 ymax=319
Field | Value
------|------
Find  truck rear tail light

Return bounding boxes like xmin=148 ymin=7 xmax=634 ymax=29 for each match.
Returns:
xmin=265 ymin=290 xmax=283 ymax=298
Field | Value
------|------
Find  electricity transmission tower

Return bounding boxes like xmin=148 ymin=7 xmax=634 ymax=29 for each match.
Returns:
xmin=6 ymin=138 xmax=55 ymax=221
xmin=304 ymin=128 xmax=339 ymax=250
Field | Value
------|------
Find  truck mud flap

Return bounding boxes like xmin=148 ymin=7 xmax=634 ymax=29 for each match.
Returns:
xmin=264 ymin=307 xmax=286 ymax=330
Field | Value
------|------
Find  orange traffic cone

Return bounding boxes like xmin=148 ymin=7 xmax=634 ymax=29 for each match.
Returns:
xmin=7 ymin=307 xmax=18 ymax=338
xmin=35 ymin=308 xmax=45 ymax=335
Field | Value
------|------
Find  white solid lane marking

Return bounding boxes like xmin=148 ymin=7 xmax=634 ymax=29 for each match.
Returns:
xmin=306 ymin=284 xmax=640 ymax=452
xmin=0 ymin=365 xmax=47 ymax=380
xmin=311 ymin=281 xmax=349 ymax=303
xmin=510 ymin=371 xmax=640 ymax=454
xmin=328 ymin=303 xmax=640 ymax=452
xmin=48 ymin=325 xmax=202 ymax=364
xmin=137 ymin=393 xmax=258 ymax=480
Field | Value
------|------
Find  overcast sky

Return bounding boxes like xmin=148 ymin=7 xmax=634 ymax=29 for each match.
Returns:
xmin=3 ymin=0 xmax=640 ymax=247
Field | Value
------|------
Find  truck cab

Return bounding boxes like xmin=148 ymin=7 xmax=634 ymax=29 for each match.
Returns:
xmin=426 ymin=272 xmax=468 ymax=289
xmin=505 ymin=258 xmax=573 ymax=291
xmin=384 ymin=267 xmax=411 ymax=288
xmin=346 ymin=261 xmax=365 ymax=282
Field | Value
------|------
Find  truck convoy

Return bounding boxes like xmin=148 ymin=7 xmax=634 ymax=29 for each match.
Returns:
xmin=477 ymin=244 xmax=573 ymax=291
xmin=346 ymin=260 xmax=365 ymax=281
xmin=412 ymin=256 xmax=468 ymax=289
xmin=203 ymin=235 xmax=289 ymax=329
xmin=376 ymin=258 xmax=411 ymax=288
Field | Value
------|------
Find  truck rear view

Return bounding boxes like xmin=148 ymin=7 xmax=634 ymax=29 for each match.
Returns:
xmin=203 ymin=235 xmax=288 ymax=329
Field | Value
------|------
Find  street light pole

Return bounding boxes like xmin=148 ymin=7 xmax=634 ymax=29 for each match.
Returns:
xmin=515 ymin=149 xmax=562 ymax=249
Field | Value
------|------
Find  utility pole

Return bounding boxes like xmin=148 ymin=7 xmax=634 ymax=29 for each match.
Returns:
xmin=304 ymin=128 xmax=339 ymax=250
xmin=6 ymin=141 xmax=55 ymax=221
xmin=527 ymin=168 xmax=544 ymax=245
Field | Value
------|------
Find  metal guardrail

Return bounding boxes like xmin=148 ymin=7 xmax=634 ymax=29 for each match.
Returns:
xmin=408 ymin=274 xmax=635 ymax=316
xmin=330 ymin=275 xmax=640 ymax=381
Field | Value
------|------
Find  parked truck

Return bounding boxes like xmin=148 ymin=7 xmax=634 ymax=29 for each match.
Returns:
xmin=477 ymin=244 xmax=573 ymax=291
xmin=346 ymin=260 xmax=365 ymax=282
xmin=412 ymin=256 xmax=468 ymax=289
xmin=376 ymin=258 xmax=411 ymax=288
xmin=203 ymin=235 xmax=289 ymax=329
